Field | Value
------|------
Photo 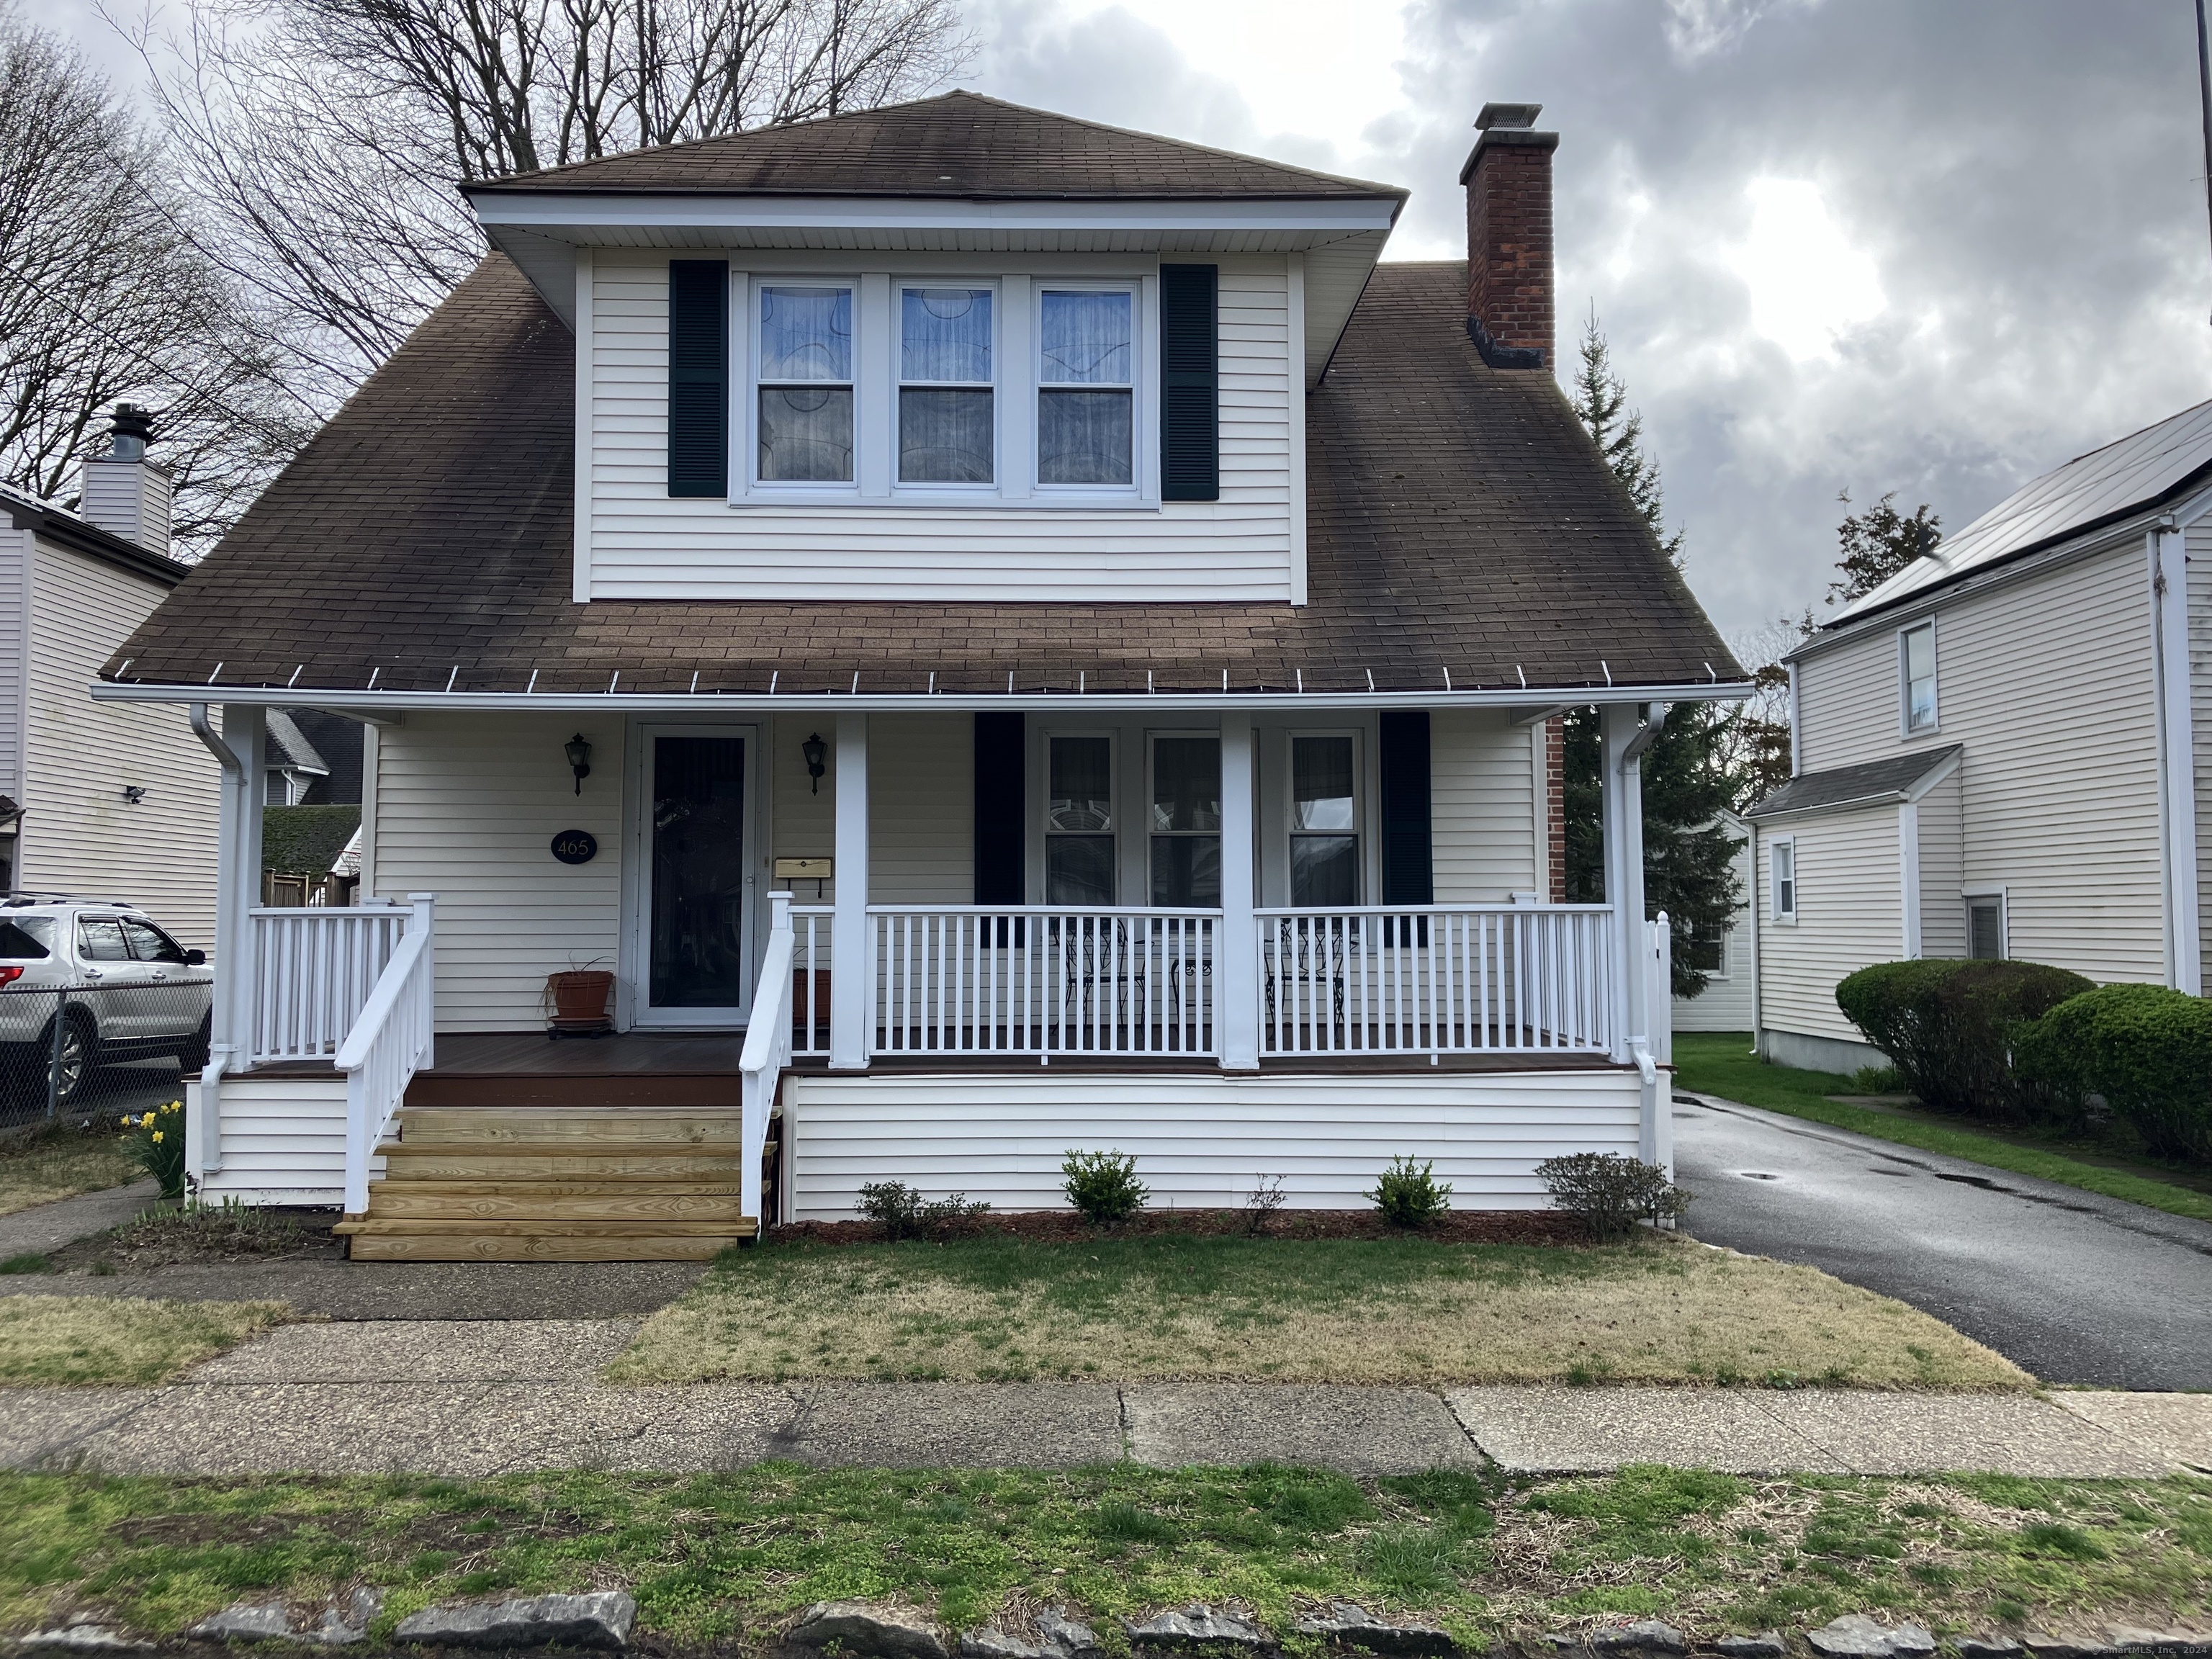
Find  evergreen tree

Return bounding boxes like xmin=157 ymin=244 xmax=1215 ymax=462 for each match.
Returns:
xmin=1563 ymin=309 xmax=1741 ymax=996
xmin=1830 ymin=490 xmax=1941 ymax=606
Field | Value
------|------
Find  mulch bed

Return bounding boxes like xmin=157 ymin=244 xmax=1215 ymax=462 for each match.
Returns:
xmin=44 ymin=1205 xmax=342 ymax=1272
xmin=772 ymin=1208 xmax=1593 ymax=1248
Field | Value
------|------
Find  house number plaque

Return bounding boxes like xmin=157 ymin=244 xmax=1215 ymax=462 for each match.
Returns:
xmin=550 ymin=830 xmax=598 ymax=866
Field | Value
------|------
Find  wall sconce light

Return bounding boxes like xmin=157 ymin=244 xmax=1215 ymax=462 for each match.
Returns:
xmin=564 ymin=733 xmax=592 ymax=795
xmin=801 ymin=732 xmax=827 ymax=794
xmin=121 ymin=786 xmax=148 ymax=805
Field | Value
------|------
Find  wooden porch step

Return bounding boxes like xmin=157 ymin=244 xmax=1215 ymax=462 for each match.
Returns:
xmin=336 ymin=1217 xmax=751 ymax=1238
xmin=341 ymin=1231 xmax=749 ymax=1262
xmin=377 ymin=1146 xmax=758 ymax=1182
xmin=356 ymin=1184 xmax=750 ymax=1222
xmin=397 ymin=1108 xmax=744 ymax=1146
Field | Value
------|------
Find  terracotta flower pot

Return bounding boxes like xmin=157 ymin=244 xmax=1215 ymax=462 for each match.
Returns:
xmin=546 ymin=969 xmax=615 ymax=1033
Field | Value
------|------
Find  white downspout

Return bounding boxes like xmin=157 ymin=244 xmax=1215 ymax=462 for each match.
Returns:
xmin=2151 ymin=519 xmax=2202 ymax=994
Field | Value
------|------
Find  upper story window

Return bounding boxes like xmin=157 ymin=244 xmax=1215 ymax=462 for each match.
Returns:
xmin=899 ymin=287 xmax=994 ymax=485
xmin=757 ymin=285 xmax=853 ymax=484
xmin=1039 ymin=288 xmax=1134 ymax=488
xmin=1149 ymin=734 xmax=1220 ymax=907
xmin=1900 ymin=620 xmax=1938 ymax=732
xmin=1046 ymin=734 xmax=1115 ymax=904
xmin=1290 ymin=732 xmax=1361 ymax=907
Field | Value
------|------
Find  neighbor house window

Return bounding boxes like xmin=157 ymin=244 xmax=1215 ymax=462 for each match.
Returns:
xmin=1901 ymin=621 xmax=1938 ymax=732
xmin=1046 ymin=734 xmax=1115 ymax=904
xmin=899 ymin=287 xmax=994 ymax=484
xmin=1149 ymin=735 xmax=1220 ymax=907
xmin=757 ymin=284 xmax=854 ymax=482
xmin=1290 ymin=733 xmax=1361 ymax=907
xmin=1038 ymin=288 xmax=1134 ymax=487
xmin=1771 ymin=839 xmax=1797 ymax=922
xmin=1966 ymin=894 xmax=2005 ymax=960
xmin=1683 ymin=920 xmax=1728 ymax=976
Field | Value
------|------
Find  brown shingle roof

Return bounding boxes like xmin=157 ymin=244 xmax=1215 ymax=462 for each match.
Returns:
xmin=464 ymin=91 xmax=1406 ymax=202
xmin=105 ymin=256 xmax=1739 ymax=698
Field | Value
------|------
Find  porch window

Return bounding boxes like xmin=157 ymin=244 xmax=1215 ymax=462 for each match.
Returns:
xmin=1038 ymin=288 xmax=1134 ymax=487
xmin=1901 ymin=621 xmax=1938 ymax=732
xmin=757 ymin=285 xmax=855 ymax=482
xmin=1149 ymin=735 xmax=1220 ymax=906
xmin=1771 ymin=839 xmax=1796 ymax=922
xmin=899 ymin=287 xmax=994 ymax=483
xmin=1290 ymin=733 xmax=1360 ymax=907
xmin=1046 ymin=734 xmax=1115 ymax=904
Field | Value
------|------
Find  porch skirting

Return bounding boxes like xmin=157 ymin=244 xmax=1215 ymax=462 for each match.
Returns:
xmin=784 ymin=1066 xmax=1644 ymax=1220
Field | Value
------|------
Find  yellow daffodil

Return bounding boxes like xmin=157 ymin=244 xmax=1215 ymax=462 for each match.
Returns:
xmin=151 ymin=1131 xmax=163 ymax=1143
xmin=140 ymin=1112 xmax=156 ymax=1127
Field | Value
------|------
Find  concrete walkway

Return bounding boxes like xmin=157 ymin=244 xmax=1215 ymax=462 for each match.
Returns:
xmin=1 ymin=1320 xmax=2206 ymax=1480
xmin=0 ymin=1178 xmax=159 ymax=1259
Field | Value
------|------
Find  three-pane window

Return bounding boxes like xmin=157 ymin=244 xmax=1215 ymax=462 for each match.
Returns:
xmin=757 ymin=286 xmax=853 ymax=482
xmin=1290 ymin=734 xmax=1359 ymax=907
xmin=1902 ymin=621 xmax=1937 ymax=731
xmin=1046 ymin=735 xmax=1115 ymax=904
xmin=1149 ymin=736 xmax=1221 ymax=906
xmin=1038 ymin=289 xmax=1133 ymax=486
xmin=899 ymin=287 xmax=994 ymax=484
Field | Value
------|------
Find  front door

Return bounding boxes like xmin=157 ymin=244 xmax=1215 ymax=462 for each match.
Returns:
xmin=636 ymin=726 xmax=757 ymax=1025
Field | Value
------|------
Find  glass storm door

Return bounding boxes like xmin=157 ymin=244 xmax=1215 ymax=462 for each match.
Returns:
xmin=645 ymin=731 xmax=754 ymax=1018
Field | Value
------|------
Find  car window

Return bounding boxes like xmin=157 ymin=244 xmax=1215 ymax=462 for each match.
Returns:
xmin=76 ymin=917 xmax=131 ymax=961
xmin=0 ymin=920 xmax=50 ymax=959
xmin=122 ymin=920 xmax=188 ymax=964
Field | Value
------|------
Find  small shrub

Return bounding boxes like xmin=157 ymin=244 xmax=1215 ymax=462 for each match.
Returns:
xmin=1367 ymin=1154 xmax=1452 ymax=1228
xmin=855 ymin=1180 xmax=990 ymax=1241
xmin=1239 ymin=1173 xmax=1287 ymax=1236
xmin=1835 ymin=958 xmax=2094 ymax=1122
xmin=1847 ymin=1063 xmax=1902 ymax=1094
xmin=1061 ymin=1149 xmax=1146 ymax=1224
xmin=2015 ymin=984 xmax=2212 ymax=1163
xmin=120 ymin=1100 xmax=186 ymax=1200
xmin=1537 ymin=1151 xmax=1691 ymax=1241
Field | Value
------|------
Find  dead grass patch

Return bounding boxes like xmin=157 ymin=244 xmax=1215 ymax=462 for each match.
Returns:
xmin=0 ymin=1128 xmax=140 ymax=1218
xmin=608 ymin=1231 xmax=2027 ymax=1389
xmin=0 ymin=1295 xmax=288 ymax=1385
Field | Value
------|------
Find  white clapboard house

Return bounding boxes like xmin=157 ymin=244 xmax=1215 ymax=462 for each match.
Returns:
xmin=97 ymin=95 xmax=1747 ymax=1257
xmin=1747 ymin=397 xmax=2212 ymax=1072
xmin=4 ymin=408 xmax=218 ymax=947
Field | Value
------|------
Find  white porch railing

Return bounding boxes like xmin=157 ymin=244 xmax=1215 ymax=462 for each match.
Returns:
xmin=1256 ymin=904 xmax=1617 ymax=1056
xmin=737 ymin=894 xmax=799 ymax=1229
xmin=248 ymin=903 xmax=410 ymax=1064
xmin=334 ymin=895 xmax=436 ymax=1214
xmin=792 ymin=904 xmax=833 ymax=1057
xmin=871 ymin=906 xmax=1218 ymax=1057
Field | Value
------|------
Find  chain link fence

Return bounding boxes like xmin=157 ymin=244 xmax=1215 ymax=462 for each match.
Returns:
xmin=0 ymin=982 xmax=211 ymax=1134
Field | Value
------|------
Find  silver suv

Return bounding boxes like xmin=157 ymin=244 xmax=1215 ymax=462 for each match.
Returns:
xmin=0 ymin=897 xmax=214 ymax=1104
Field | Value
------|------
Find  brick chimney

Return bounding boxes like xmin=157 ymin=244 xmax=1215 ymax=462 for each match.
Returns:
xmin=76 ymin=404 xmax=173 ymax=558
xmin=1461 ymin=102 xmax=1557 ymax=370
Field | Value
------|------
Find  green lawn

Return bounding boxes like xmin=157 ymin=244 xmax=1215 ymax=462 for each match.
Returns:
xmin=0 ymin=1127 xmax=140 ymax=1218
xmin=609 ymin=1228 xmax=2026 ymax=1390
xmin=1672 ymin=1033 xmax=2212 ymax=1226
xmin=0 ymin=1295 xmax=288 ymax=1385
xmin=1 ymin=1465 xmax=2206 ymax=1647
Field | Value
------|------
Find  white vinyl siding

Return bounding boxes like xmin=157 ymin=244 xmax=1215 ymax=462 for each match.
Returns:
xmin=19 ymin=536 xmax=219 ymax=948
xmin=0 ymin=531 xmax=24 ymax=801
xmin=194 ymin=1071 xmax=360 ymax=1205
xmin=1673 ymin=827 xmax=1753 ymax=1033
xmin=1429 ymin=709 xmax=1540 ymax=901
xmin=1755 ymin=806 xmax=1899 ymax=1046
xmin=584 ymin=253 xmax=1295 ymax=603
xmin=771 ymin=713 xmax=837 ymax=899
xmin=786 ymin=1067 xmax=1642 ymax=1218
xmin=2189 ymin=518 xmax=2212 ymax=977
xmin=1791 ymin=541 xmax=2163 ymax=984
xmin=1913 ymin=767 xmax=1966 ymax=958
xmin=370 ymin=712 xmax=625 ymax=1031
xmin=868 ymin=713 xmax=973 ymax=904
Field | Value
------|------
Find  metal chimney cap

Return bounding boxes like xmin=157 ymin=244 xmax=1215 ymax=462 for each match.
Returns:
xmin=106 ymin=403 xmax=153 ymax=464
xmin=1476 ymin=103 xmax=1543 ymax=130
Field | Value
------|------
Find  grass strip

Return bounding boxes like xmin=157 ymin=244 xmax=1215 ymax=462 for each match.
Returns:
xmin=0 ymin=1465 xmax=2206 ymax=1647
xmin=0 ymin=1295 xmax=287 ymax=1385
xmin=610 ymin=1229 xmax=2026 ymax=1390
xmin=1672 ymin=1034 xmax=2212 ymax=1226
xmin=0 ymin=1128 xmax=140 ymax=1218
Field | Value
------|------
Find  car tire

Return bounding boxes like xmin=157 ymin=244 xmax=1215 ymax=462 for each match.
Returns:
xmin=35 ymin=1011 xmax=97 ymax=1108
xmin=179 ymin=1012 xmax=212 ymax=1074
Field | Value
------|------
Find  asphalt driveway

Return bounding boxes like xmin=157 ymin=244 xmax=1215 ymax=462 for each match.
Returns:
xmin=1673 ymin=1092 xmax=2212 ymax=1391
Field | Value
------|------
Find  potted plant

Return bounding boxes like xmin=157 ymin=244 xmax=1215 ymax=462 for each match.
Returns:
xmin=544 ymin=961 xmax=616 ymax=1038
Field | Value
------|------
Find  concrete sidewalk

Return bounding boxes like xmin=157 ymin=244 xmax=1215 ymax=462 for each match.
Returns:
xmin=0 ymin=1178 xmax=159 ymax=1259
xmin=1 ymin=1320 xmax=2206 ymax=1479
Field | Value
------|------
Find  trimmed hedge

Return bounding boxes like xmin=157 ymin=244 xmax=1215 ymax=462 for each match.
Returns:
xmin=2015 ymin=984 xmax=2212 ymax=1163
xmin=1835 ymin=958 xmax=2093 ymax=1122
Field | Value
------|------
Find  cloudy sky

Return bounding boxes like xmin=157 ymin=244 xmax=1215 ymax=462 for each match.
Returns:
xmin=53 ymin=0 xmax=2212 ymax=647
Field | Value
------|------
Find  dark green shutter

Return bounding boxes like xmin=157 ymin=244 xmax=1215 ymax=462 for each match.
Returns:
xmin=1378 ymin=711 xmax=1433 ymax=905
xmin=974 ymin=713 xmax=1026 ymax=904
xmin=667 ymin=260 xmax=729 ymax=497
xmin=1159 ymin=264 xmax=1218 ymax=502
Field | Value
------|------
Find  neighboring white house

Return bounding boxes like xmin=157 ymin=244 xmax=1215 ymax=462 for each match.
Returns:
xmin=94 ymin=95 xmax=1750 ymax=1254
xmin=1 ymin=408 xmax=219 ymax=949
xmin=1747 ymin=397 xmax=2212 ymax=1073
xmin=1671 ymin=810 xmax=1754 ymax=1035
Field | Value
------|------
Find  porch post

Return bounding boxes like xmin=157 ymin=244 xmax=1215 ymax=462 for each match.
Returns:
xmin=1218 ymin=713 xmax=1259 ymax=1071
xmin=1599 ymin=702 xmax=1649 ymax=1066
xmin=830 ymin=713 xmax=870 ymax=1070
xmin=190 ymin=704 xmax=263 ymax=1181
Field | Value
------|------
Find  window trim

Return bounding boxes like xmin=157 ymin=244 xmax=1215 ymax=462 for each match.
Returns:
xmin=1768 ymin=835 xmax=1797 ymax=924
xmin=745 ymin=276 xmax=860 ymax=499
xmin=1898 ymin=618 xmax=1939 ymax=736
xmin=1040 ymin=727 xmax=1120 ymax=907
xmin=1285 ymin=727 xmax=1365 ymax=909
xmin=1033 ymin=279 xmax=1146 ymax=500
xmin=1964 ymin=889 xmax=2008 ymax=961
xmin=893 ymin=280 xmax=1000 ymax=494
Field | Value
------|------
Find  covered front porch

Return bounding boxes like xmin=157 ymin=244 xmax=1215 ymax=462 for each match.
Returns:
xmin=178 ymin=696 xmax=1678 ymax=1250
